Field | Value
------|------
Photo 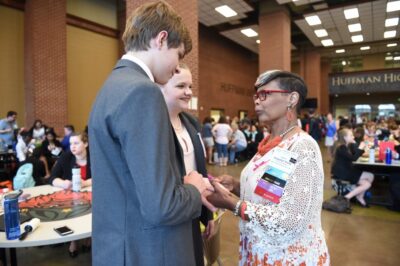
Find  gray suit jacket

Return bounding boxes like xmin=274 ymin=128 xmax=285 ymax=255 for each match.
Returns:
xmin=89 ymin=59 xmax=202 ymax=265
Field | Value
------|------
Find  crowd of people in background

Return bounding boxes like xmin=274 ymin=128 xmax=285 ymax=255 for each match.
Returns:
xmin=199 ymin=110 xmax=400 ymax=212
xmin=200 ymin=110 xmax=400 ymax=168
xmin=0 ymin=111 xmax=93 ymax=257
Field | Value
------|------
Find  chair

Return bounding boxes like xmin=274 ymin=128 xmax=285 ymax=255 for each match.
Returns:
xmin=203 ymin=211 xmax=224 ymax=266
xmin=331 ymin=178 xmax=353 ymax=196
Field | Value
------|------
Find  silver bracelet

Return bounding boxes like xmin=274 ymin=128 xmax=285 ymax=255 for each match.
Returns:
xmin=233 ymin=200 xmax=242 ymax=216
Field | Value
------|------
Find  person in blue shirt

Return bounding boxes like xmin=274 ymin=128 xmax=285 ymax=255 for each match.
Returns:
xmin=61 ymin=125 xmax=74 ymax=151
xmin=325 ymin=113 xmax=337 ymax=160
xmin=0 ymin=111 xmax=18 ymax=147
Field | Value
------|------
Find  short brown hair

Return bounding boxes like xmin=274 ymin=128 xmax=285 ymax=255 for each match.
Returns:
xmin=71 ymin=132 xmax=88 ymax=144
xmin=122 ymin=1 xmax=192 ymax=55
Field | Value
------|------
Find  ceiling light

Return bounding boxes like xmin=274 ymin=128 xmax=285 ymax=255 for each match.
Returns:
xmin=387 ymin=1 xmax=400 ymax=12
xmin=336 ymin=49 xmax=345 ymax=53
xmin=305 ymin=15 xmax=321 ymax=26
xmin=394 ymin=56 xmax=400 ymax=60
xmin=342 ymin=60 xmax=347 ymax=66
xmin=386 ymin=56 xmax=393 ymax=60
xmin=314 ymin=29 xmax=328 ymax=37
xmin=360 ymin=46 xmax=370 ymax=50
xmin=351 ymin=35 xmax=363 ymax=42
xmin=348 ymin=23 xmax=362 ymax=32
xmin=385 ymin=17 xmax=399 ymax=27
xmin=387 ymin=43 xmax=397 ymax=47
xmin=256 ymin=39 xmax=260 ymax=44
xmin=215 ymin=5 xmax=237 ymax=18
xmin=241 ymin=28 xmax=258 ymax=37
xmin=344 ymin=8 xmax=359 ymax=19
xmin=384 ymin=30 xmax=397 ymax=38
xmin=321 ymin=39 xmax=334 ymax=46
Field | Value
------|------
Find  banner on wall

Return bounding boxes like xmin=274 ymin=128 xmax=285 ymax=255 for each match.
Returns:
xmin=329 ymin=68 xmax=400 ymax=95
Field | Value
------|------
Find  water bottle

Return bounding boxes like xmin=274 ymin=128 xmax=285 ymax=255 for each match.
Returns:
xmin=3 ymin=190 xmax=23 ymax=240
xmin=369 ymin=148 xmax=375 ymax=163
xmin=72 ymin=167 xmax=81 ymax=192
xmin=374 ymin=137 xmax=379 ymax=149
xmin=385 ymin=148 xmax=392 ymax=165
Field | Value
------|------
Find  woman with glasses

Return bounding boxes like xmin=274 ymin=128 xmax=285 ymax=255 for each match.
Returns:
xmin=160 ymin=63 xmax=215 ymax=266
xmin=207 ymin=70 xmax=329 ymax=265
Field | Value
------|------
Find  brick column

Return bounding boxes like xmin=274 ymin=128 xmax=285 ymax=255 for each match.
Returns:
xmin=24 ymin=0 xmax=67 ymax=135
xmin=122 ymin=0 xmax=199 ymax=116
xmin=300 ymin=50 xmax=321 ymax=113
xmin=258 ymin=1 xmax=291 ymax=73
xmin=320 ymin=60 xmax=331 ymax=114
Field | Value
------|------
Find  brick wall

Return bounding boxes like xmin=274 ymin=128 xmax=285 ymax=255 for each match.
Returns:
xmin=198 ymin=25 xmax=259 ymax=121
xmin=24 ymin=0 xmax=67 ymax=135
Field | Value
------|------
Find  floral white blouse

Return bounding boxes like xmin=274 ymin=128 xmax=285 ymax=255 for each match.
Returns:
xmin=239 ymin=132 xmax=329 ymax=266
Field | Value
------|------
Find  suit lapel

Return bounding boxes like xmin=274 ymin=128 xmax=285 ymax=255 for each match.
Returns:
xmin=180 ymin=114 xmax=207 ymax=177
xmin=172 ymin=126 xmax=186 ymax=178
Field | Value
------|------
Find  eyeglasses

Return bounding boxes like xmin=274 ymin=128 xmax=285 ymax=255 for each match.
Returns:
xmin=253 ymin=89 xmax=290 ymax=101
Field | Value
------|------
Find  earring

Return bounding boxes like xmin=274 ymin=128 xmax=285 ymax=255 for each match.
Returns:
xmin=286 ymin=106 xmax=295 ymax=121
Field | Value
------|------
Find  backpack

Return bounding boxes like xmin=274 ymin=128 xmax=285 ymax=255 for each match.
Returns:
xmin=13 ymin=163 xmax=35 ymax=190
xmin=322 ymin=195 xmax=352 ymax=214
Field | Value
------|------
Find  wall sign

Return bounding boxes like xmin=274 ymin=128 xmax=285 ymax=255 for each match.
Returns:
xmin=329 ymin=69 xmax=400 ymax=94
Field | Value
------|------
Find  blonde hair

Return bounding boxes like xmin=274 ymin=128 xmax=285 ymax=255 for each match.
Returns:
xmin=332 ymin=128 xmax=352 ymax=166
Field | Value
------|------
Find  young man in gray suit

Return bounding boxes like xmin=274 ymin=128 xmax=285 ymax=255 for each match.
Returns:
xmin=89 ymin=1 xmax=215 ymax=265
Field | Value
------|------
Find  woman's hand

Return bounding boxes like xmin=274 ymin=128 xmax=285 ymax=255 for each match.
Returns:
xmin=214 ymin=175 xmax=235 ymax=191
xmin=359 ymin=141 xmax=366 ymax=150
xmin=61 ymin=180 xmax=72 ymax=190
xmin=206 ymin=180 xmax=237 ymax=211
xmin=203 ymin=220 xmax=216 ymax=240
xmin=213 ymin=174 xmax=240 ymax=196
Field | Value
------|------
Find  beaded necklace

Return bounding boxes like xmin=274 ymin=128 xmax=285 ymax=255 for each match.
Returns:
xmin=257 ymin=125 xmax=298 ymax=156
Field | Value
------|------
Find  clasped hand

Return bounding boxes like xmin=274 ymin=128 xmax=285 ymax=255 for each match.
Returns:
xmin=184 ymin=172 xmax=237 ymax=212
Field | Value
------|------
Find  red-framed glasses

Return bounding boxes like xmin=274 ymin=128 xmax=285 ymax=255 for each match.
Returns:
xmin=253 ymin=89 xmax=290 ymax=101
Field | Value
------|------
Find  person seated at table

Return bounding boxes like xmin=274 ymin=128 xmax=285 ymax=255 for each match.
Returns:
xmin=61 ymin=124 xmax=75 ymax=152
xmin=41 ymin=128 xmax=62 ymax=168
xmin=331 ymin=128 xmax=374 ymax=207
xmin=49 ymin=132 xmax=91 ymax=189
xmin=20 ymin=147 xmax=48 ymax=185
xmin=49 ymin=132 xmax=91 ymax=257
xmin=15 ymin=130 xmax=32 ymax=163
xmin=364 ymin=121 xmax=377 ymax=141
xmin=228 ymin=123 xmax=247 ymax=164
xmin=29 ymin=119 xmax=47 ymax=141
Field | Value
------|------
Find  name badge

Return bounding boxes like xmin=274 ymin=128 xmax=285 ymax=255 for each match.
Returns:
xmin=254 ymin=147 xmax=298 ymax=203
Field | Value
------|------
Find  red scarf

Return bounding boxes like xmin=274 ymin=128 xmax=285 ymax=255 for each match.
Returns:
xmin=257 ymin=135 xmax=283 ymax=156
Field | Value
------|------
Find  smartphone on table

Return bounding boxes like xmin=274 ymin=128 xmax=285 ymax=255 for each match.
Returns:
xmin=54 ymin=226 xmax=74 ymax=236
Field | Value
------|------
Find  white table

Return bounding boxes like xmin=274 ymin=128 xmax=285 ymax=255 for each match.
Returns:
xmin=0 ymin=185 xmax=92 ymax=265
xmin=353 ymin=159 xmax=400 ymax=207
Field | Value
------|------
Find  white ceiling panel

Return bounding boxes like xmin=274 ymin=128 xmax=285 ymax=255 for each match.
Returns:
xmin=294 ymin=0 xmax=400 ymax=47
xmin=198 ymin=0 xmax=253 ymax=26
xmin=220 ymin=25 xmax=259 ymax=53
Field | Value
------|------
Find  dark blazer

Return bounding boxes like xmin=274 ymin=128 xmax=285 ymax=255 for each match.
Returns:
xmin=331 ymin=144 xmax=364 ymax=184
xmin=89 ymin=59 xmax=202 ymax=266
xmin=180 ymin=112 xmax=213 ymax=266
xmin=48 ymin=150 xmax=91 ymax=185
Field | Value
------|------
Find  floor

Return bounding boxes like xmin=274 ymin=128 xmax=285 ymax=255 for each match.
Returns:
xmin=6 ymin=145 xmax=400 ymax=266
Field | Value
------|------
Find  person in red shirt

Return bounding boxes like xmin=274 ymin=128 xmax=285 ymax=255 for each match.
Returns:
xmin=49 ymin=131 xmax=91 ymax=257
